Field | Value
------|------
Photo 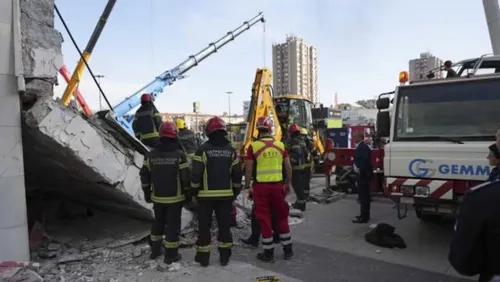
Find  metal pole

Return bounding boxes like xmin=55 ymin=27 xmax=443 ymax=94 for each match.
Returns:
xmin=227 ymin=91 xmax=233 ymax=124
xmin=96 ymin=75 xmax=105 ymax=110
xmin=483 ymin=0 xmax=500 ymax=55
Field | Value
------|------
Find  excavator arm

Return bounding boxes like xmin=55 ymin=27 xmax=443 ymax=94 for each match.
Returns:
xmin=241 ymin=68 xmax=282 ymax=159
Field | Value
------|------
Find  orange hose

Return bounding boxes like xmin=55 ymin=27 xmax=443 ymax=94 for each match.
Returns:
xmin=58 ymin=65 xmax=92 ymax=117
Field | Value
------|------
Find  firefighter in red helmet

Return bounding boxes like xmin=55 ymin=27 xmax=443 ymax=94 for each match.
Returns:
xmin=288 ymin=123 xmax=308 ymax=211
xmin=140 ymin=121 xmax=191 ymax=264
xmin=244 ymin=116 xmax=294 ymax=263
xmin=132 ymin=93 xmax=163 ymax=148
xmin=191 ymin=116 xmax=242 ymax=267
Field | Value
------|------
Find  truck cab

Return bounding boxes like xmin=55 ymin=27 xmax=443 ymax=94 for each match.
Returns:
xmin=377 ymin=55 xmax=500 ymax=219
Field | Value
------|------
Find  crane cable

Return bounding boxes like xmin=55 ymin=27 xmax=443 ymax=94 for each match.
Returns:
xmin=262 ymin=19 xmax=267 ymax=67
xmin=54 ymin=4 xmax=113 ymax=110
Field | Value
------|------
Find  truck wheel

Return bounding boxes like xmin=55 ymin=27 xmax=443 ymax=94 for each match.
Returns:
xmin=415 ymin=209 xmax=434 ymax=221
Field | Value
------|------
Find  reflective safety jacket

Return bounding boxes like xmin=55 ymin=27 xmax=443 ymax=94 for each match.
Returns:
xmin=132 ymin=104 xmax=163 ymax=141
xmin=178 ymin=129 xmax=199 ymax=156
xmin=288 ymin=136 xmax=307 ymax=171
xmin=140 ymin=141 xmax=190 ymax=204
xmin=191 ymin=140 xmax=242 ymax=199
xmin=251 ymin=137 xmax=286 ymax=183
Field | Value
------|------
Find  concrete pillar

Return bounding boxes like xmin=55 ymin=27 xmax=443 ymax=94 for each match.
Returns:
xmin=0 ymin=0 xmax=30 ymax=261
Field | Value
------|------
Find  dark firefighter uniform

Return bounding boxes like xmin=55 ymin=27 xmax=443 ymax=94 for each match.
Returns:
xmin=191 ymin=116 xmax=242 ymax=267
xmin=175 ymin=119 xmax=199 ymax=158
xmin=132 ymin=93 xmax=163 ymax=148
xmin=300 ymin=127 xmax=315 ymax=200
xmin=288 ymin=124 xmax=308 ymax=211
xmin=245 ymin=116 xmax=294 ymax=263
xmin=449 ymin=179 xmax=500 ymax=281
xmin=487 ymin=143 xmax=500 ymax=181
xmin=140 ymin=121 xmax=190 ymax=264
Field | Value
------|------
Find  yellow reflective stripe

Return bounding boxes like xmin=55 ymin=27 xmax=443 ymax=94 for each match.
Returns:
xmin=179 ymin=162 xmax=189 ymax=169
xmin=192 ymin=155 xmax=203 ymax=162
xmin=151 ymin=194 xmax=185 ymax=204
xmin=154 ymin=113 xmax=162 ymax=117
xmin=219 ymin=242 xmax=233 ymax=248
xmin=291 ymin=145 xmax=301 ymax=149
xmin=231 ymin=158 xmax=239 ymax=167
xmin=163 ymin=241 xmax=179 ymax=248
xmin=141 ymin=132 xmax=159 ymax=139
xmin=144 ymin=158 xmax=150 ymax=169
xmin=191 ymin=182 xmax=200 ymax=188
xmin=141 ymin=183 xmax=150 ymax=188
xmin=257 ymin=169 xmax=282 ymax=175
xmin=232 ymin=183 xmax=241 ymax=189
xmin=150 ymin=234 xmax=163 ymax=241
xmin=196 ymin=245 xmax=210 ymax=252
xmin=292 ymin=166 xmax=302 ymax=170
xmin=197 ymin=189 xmax=233 ymax=197
xmin=187 ymin=153 xmax=195 ymax=158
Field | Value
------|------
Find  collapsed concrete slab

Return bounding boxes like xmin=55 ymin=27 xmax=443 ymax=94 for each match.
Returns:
xmin=22 ymin=97 xmax=152 ymax=220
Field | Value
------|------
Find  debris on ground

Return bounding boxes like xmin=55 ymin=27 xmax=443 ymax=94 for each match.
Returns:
xmin=309 ymin=187 xmax=346 ymax=204
xmin=10 ymin=192 xmax=306 ymax=281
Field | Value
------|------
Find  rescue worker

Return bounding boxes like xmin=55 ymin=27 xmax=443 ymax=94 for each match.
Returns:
xmin=175 ymin=119 xmax=199 ymax=158
xmin=132 ymin=93 xmax=163 ymax=148
xmin=449 ymin=179 xmax=500 ymax=280
xmin=140 ymin=121 xmax=191 ymax=264
xmin=487 ymin=143 xmax=500 ymax=181
xmin=244 ymin=116 xmax=294 ymax=263
xmin=288 ymin=124 xmax=308 ymax=211
xmin=444 ymin=60 xmax=458 ymax=78
xmin=191 ymin=116 xmax=242 ymax=267
xmin=300 ymin=127 xmax=315 ymax=201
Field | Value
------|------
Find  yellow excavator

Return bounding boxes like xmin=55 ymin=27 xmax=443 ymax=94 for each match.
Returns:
xmin=238 ymin=68 xmax=324 ymax=166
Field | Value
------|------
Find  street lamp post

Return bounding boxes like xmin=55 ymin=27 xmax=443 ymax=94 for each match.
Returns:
xmin=95 ymin=75 xmax=105 ymax=110
xmin=226 ymin=91 xmax=233 ymax=124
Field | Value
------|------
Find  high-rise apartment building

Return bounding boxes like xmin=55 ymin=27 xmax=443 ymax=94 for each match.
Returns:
xmin=408 ymin=52 xmax=444 ymax=82
xmin=272 ymin=36 xmax=318 ymax=103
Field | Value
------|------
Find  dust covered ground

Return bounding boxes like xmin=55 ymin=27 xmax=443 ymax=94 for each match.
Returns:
xmin=1 ymin=176 xmax=474 ymax=281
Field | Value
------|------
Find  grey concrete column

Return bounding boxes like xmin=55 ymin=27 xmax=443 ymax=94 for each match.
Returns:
xmin=0 ymin=0 xmax=30 ymax=261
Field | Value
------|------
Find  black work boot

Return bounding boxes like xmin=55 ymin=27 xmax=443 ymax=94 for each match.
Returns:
xmin=150 ymin=241 xmax=163 ymax=259
xmin=218 ymin=248 xmax=232 ymax=266
xmin=240 ymin=236 xmax=259 ymax=248
xmin=292 ymin=202 xmax=306 ymax=212
xmin=257 ymin=248 xmax=275 ymax=263
xmin=194 ymin=252 xmax=210 ymax=267
xmin=283 ymin=244 xmax=294 ymax=260
xmin=164 ymin=248 xmax=182 ymax=265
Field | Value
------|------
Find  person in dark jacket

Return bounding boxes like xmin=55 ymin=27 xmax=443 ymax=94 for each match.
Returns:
xmin=352 ymin=131 xmax=373 ymax=223
xmin=132 ymin=93 xmax=163 ymax=148
xmin=288 ymin=124 xmax=308 ymax=211
xmin=487 ymin=143 xmax=500 ymax=181
xmin=191 ymin=116 xmax=243 ymax=267
xmin=300 ymin=127 xmax=315 ymax=200
xmin=444 ymin=60 xmax=458 ymax=78
xmin=175 ymin=119 xmax=199 ymax=157
xmin=449 ymin=179 xmax=500 ymax=281
xmin=140 ymin=121 xmax=190 ymax=264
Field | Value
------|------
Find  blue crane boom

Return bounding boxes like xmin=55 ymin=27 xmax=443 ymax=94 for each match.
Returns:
xmin=112 ymin=12 xmax=265 ymax=133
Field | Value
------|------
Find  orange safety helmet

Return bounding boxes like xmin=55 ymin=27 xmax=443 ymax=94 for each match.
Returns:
xmin=141 ymin=93 xmax=152 ymax=102
xmin=205 ymin=116 xmax=226 ymax=135
xmin=256 ymin=116 xmax=272 ymax=131
xmin=159 ymin=121 xmax=178 ymax=139
xmin=288 ymin=123 xmax=301 ymax=134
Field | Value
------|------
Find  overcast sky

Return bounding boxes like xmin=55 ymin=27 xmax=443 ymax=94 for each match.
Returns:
xmin=53 ymin=0 xmax=493 ymax=115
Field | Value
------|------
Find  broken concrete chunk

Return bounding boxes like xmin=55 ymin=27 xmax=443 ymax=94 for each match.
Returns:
xmin=58 ymin=253 xmax=90 ymax=264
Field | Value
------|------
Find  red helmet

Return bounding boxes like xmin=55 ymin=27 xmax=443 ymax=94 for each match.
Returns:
xmin=256 ymin=116 xmax=272 ymax=131
xmin=159 ymin=121 xmax=178 ymax=139
xmin=288 ymin=123 xmax=300 ymax=134
xmin=206 ymin=116 xmax=226 ymax=135
xmin=141 ymin=93 xmax=152 ymax=102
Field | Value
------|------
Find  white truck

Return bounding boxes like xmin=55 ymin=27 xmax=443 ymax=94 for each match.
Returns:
xmin=376 ymin=55 xmax=500 ymax=219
